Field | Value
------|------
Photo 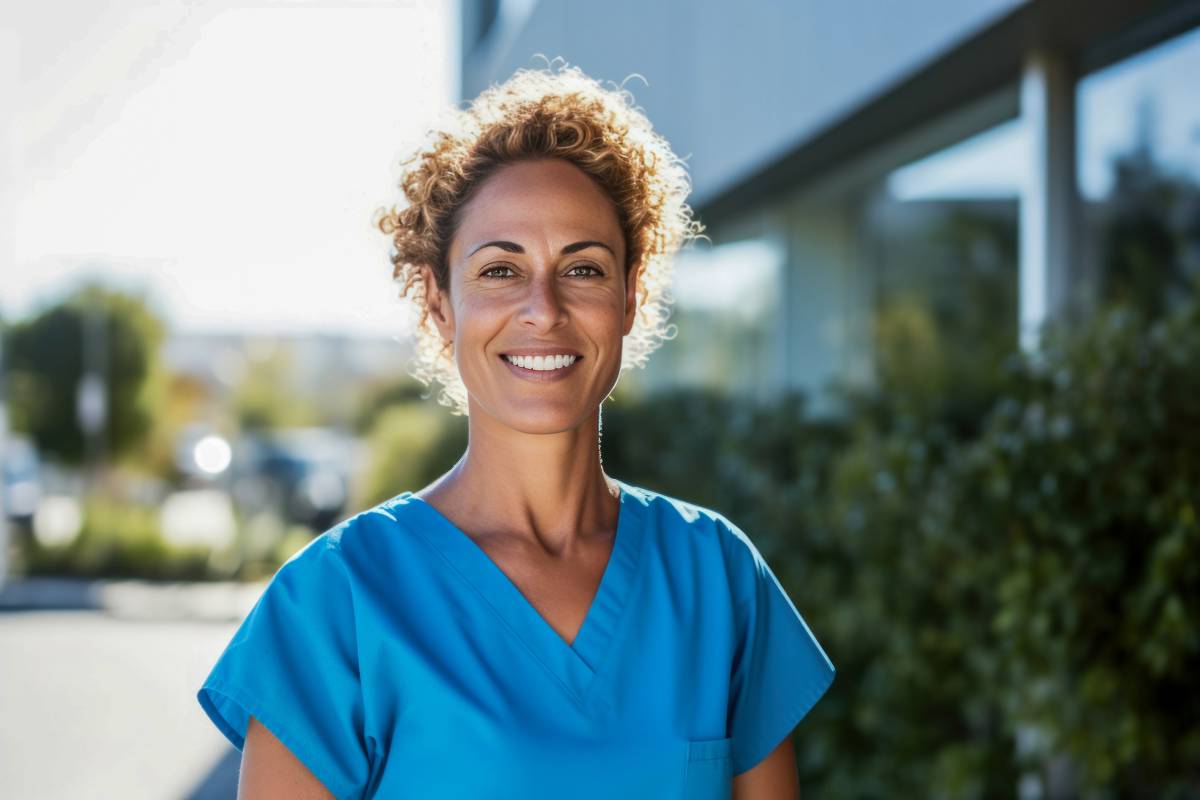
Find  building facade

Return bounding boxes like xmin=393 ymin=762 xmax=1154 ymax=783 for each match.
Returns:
xmin=460 ymin=0 xmax=1200 ymax=416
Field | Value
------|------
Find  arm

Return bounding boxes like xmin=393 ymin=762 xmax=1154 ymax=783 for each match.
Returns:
xmin=732 ymin=728 xmax=800 ymax=800
xmin=238 ymin=715 xmax=336 ymax=800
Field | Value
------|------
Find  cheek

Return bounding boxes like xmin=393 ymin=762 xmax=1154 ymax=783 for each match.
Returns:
xmin=452 ymin=296 xmax=505 ymax=335
xmin=582 ymin=292 xmax=630 ymax=333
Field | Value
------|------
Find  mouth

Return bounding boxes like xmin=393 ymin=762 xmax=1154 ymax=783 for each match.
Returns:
xmin=498 ymin=353 xmax=583 ymax=383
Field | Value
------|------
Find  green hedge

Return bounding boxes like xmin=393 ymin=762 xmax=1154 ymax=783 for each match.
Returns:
xmin=936 ymin=297 xmax=1200 ymax=795
xmin=601 ymin=292 xmax=1200 ymax=797
xmin=24 ymin=494 xmax=214 ymax=581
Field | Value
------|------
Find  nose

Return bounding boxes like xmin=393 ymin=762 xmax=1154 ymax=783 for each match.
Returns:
xmin=517 ymin=272 xmax=568 ymax=330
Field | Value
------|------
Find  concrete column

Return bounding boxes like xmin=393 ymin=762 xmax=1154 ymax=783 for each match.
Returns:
xmin=1017 ymin=55 xmax=1085 ymax=791
xmin=1019 ymin=48 xmax=1083 ymax=356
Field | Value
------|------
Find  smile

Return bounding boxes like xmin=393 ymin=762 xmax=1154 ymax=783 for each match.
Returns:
xmin=499 ymin=353 xmax=582 ymax=383
xmin=504 ymin=354 xmax=578 ymax=370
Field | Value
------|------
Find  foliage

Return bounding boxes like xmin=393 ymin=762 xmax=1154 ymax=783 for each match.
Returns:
xmin=867 ymin=204 xmax=1019 ymax=438
xmin=941 ymin=298 xmax=1200 ymax=796
xmin=233 ymin=343 xmax=322 ymax=432
xmin=350 ymin=375 xmax=431 ymax=435
xmin=3 ymin=282 xmax=167 ymax=465
xmin=1097 ymin=98 xmax=1200 ymax=319
xmin=354 ymin=401 xmax=467 ymax=509
xmin=602 ymin=290 xmax=1200 ymax=797
xmin=25 ymin=494 xmax=213 ymax=581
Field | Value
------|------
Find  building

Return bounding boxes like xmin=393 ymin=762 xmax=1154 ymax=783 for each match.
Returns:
xmin=459 ymin=0 xmax=1200 ymax=416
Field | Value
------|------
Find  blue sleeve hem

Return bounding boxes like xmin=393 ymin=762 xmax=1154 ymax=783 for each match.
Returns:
xmin=731 ymin=664 xmax=835 ymax=777
xmin=197 ymin=679 xmax=359 ymax=800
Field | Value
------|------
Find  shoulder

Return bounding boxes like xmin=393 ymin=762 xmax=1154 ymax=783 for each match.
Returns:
xmin=618 ymin=481 xmax=762 ymax=567
xmin=285 ymin=493 xmax=423 ymax=574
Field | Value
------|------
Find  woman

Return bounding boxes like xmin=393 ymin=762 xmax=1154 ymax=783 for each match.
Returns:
xmin=197 ymin=62 xmax=835 ymax=799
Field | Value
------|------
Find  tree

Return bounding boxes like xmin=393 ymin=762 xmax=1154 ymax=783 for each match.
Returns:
xmin=4 ymin=282 xmax=167 ymax=465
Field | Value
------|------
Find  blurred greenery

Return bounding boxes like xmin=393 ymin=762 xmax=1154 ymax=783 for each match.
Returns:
xmin=870 ymin=204 xmax=1019 ymax=439
xmin=354 ymin=400 xmax=467 ymax=510
xmin=3 ymin=282 xmax=167 ymax=466
xmin=351 ymin=374 xmax=432 ymax=435
xmin=600 ymin=285 xmax=1200 ymax=798
xmin=18 ymin=493 xmax=330 ymax=583
xmin=24 ymin=494 xmax=213 ymax=581
xmin=1098 ymin=98 xmax=1200 ymax=320
xmin=234 ymin=343 xmax=323 ymax=432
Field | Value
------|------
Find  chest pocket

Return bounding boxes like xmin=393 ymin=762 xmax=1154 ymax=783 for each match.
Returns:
xmin=682 ymin=737 xmax=733 ymax=799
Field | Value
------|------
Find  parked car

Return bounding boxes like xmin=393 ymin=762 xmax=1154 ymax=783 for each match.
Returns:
xmin=233 ymin=429 xmax=353 ymax=532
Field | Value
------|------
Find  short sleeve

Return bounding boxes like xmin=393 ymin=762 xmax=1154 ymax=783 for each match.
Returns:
xmin=196 ymin=533 xmax=371 ymax=800
xmin=720 ymin=517 xmax=836 ymax=776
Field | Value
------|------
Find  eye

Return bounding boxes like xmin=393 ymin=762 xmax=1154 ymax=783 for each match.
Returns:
xmin=480 ymin=263 xmax=603 ymax=279
xmin=480 ymin=264 xmax=515 ymax=279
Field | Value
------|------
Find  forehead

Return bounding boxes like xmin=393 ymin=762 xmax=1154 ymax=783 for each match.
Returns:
xmin=453 ymin=159 xmax=622 ymax=252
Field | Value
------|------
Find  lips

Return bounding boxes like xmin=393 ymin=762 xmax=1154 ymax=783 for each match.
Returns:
xmin=499 ymin=349 xmax=584 ymax=358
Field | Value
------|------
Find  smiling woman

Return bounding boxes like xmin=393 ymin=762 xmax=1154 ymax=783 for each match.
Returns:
xmin=373 ymin=61 xmax=704 ymax=417
xmin=195 ymin=60 xmax=835 ymax=800
xmin=411 ymin=155 xmax=640 ymax=427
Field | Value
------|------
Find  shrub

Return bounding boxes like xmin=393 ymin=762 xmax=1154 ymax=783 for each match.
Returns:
xmin=602 ymin=290 xmax=1200 ymax=797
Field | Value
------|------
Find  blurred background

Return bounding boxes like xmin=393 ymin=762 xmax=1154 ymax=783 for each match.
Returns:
xmin=1 ymin=0 xmax=1198 ymax=797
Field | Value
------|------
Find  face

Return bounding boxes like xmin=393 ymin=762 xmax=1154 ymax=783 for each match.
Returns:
xmin=422 ymin=157 xmax=638 ymax=431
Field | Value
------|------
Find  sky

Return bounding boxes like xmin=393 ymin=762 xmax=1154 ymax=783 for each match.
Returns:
xmin=5 ymin=0 xmax=458 ymax=338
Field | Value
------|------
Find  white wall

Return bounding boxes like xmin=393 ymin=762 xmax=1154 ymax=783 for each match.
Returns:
xmin=463 ymin=0 xmax=1028 ymax=207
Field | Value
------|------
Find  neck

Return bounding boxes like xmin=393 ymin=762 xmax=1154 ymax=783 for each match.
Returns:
xmin=421 ymin=402 xmax=620 ymax=555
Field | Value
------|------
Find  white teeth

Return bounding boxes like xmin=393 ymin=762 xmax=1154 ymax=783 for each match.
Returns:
xmin=505 ymin=354 xmax=578 ymax=371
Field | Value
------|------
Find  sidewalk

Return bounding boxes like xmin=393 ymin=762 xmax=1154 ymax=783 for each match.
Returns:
xmin=0 ymin=575 xmax=267 ymax=622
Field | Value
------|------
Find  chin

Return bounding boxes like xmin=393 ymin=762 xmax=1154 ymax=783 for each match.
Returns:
xmin=490 ymin=398 xmax=598 ymax=434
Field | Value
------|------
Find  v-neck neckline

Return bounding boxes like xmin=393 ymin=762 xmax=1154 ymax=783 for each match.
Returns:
xmin=394 ymin=479 xmax=646 ymax=710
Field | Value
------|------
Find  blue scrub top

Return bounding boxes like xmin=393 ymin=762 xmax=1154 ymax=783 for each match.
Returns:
xmin=197 ymin=479 xmax=835 ymax=799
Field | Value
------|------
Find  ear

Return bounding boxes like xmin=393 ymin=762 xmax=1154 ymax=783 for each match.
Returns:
xmin=622 ymin=260 xmax=641 ymax=337
xmin=421 ymin=264 xmax=455 ymax=343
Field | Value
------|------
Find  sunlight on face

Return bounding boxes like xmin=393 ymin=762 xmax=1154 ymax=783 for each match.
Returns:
xmin=435 ymin=157 xmax=635 ymax=432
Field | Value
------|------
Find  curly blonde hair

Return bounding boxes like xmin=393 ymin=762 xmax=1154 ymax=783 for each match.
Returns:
xmin=372 ymin=59 xmax=706 ymax=416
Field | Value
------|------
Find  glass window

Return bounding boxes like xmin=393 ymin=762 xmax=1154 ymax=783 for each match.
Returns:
xmin=636 ymin=233 xmax=785 ymax=399
xmin=862 ymin=117 xmax=1023 ymax=418
xmin=1077 ymin=24 xmax=1200 ymax=320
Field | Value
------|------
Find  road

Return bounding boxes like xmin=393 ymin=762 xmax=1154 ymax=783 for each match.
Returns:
xmin=0 ymin=609 xmax=245 ymax=799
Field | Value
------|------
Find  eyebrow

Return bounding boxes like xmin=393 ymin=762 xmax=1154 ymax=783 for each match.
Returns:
xmin=467 ymin=240 xmax=616 ymax=258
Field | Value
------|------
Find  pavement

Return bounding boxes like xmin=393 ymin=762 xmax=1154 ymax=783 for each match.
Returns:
xmin=0 ymin=576 xmax=270 ymax=799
